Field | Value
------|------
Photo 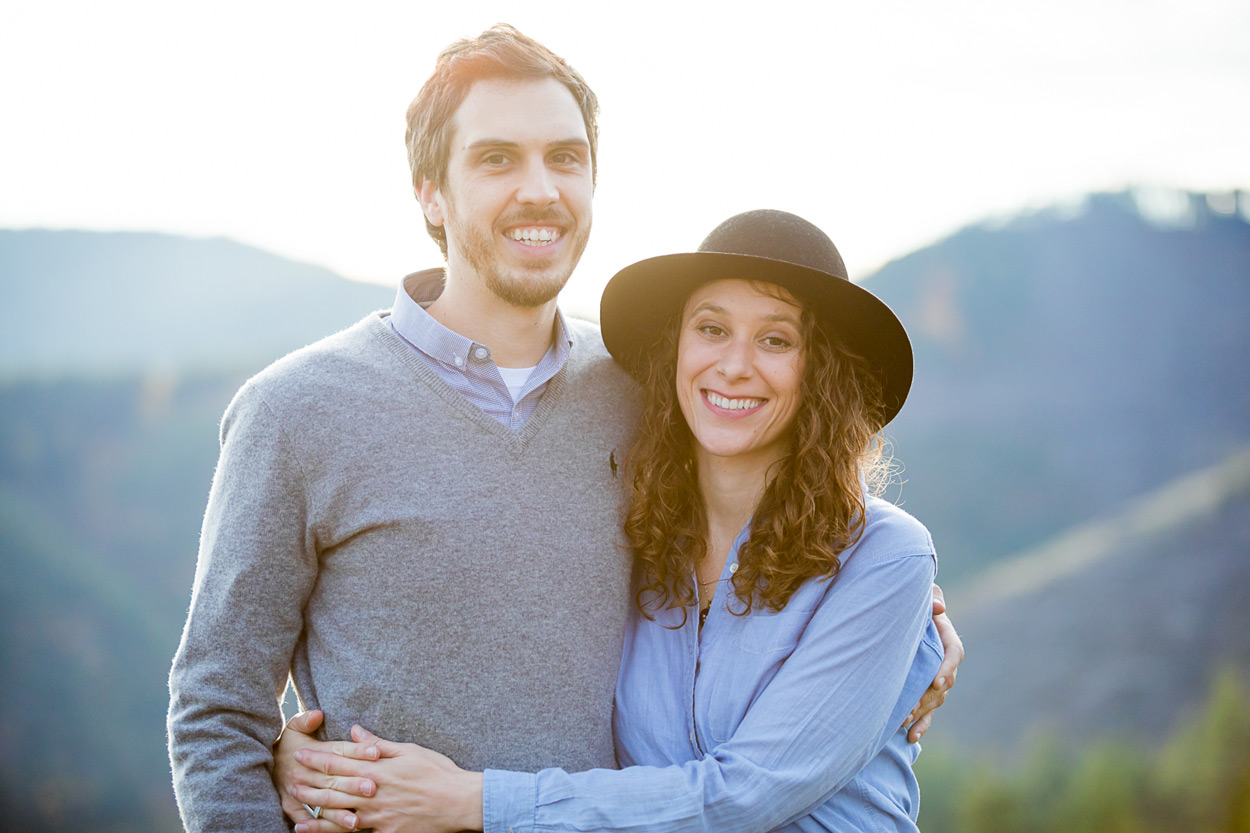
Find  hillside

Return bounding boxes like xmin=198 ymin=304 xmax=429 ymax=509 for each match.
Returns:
xmin=0 ymin=374 xmax=239 ymax=828
xmin=1 ymin=193 xmax=1247 ymax=828
xmin=0 ymin=230 xmax=396 ymax=378
xmin=927 ymin=448 xmax=1250 ymax=758
xmin=869 ymin=192 xmax=1250 ymax=581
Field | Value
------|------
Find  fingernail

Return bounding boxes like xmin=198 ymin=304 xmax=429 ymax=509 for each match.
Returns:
xmin=295 ymin=824 xmax=308 ymax=833
xmin=362 ymin=780 xmax=375 ymax=797
xmin=287 ymin=784 xmax=297 ymax=796
xmin=905 ymin=713 xmax=914 ymax=724
xmin=345 ymin=815 xmax=357 ymax=829
xmin=367 ymin=745 xmax=378 ymax=759
xmin=937 ymin=677 xmax=946 ymax=687
xmin=295 ymin=749 xmax=306 ymax=763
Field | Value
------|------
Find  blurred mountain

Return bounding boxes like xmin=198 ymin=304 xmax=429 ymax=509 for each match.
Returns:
xmin=0 ymin=373 xmax=238 ymax=829
xmin=870 ymin=190 xmax=1250 ymax=583
xmin=0 ymin=230 xmax=396 ymax=378
xmin=1 ymin=191 xmax=1248 ymax=828
xmin=924 ymin=447 xmax=1250 ymax=759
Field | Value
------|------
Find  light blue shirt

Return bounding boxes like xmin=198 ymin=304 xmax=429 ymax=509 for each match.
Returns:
xmin=389 ymin=269 xmax=572 ymax=430
xmin=483 ymin=496 xmax=943 ymax=833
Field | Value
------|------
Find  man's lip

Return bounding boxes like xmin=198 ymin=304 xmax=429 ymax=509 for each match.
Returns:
xmin=502 ymin=224 xmax=566 ymax=246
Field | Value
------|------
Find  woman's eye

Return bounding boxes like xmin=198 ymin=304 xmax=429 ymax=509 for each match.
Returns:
xmin=763 ymin=336 xmax=793 ymax=349
xmin=698 ymin=324 xmax=727 ymax=337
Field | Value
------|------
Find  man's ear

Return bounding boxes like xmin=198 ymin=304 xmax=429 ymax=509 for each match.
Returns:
xmin=416 ymin=180 xmax=445 ymax=227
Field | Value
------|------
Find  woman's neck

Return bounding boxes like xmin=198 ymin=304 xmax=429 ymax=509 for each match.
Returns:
xmin=695 ymin=447 xmax=784 ymax=547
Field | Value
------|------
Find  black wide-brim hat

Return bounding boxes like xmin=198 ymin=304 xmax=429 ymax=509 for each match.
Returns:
xmin=600 ymin=209 xmax=913 ymax=428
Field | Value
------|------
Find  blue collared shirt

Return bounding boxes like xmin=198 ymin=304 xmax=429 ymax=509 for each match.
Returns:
xmin=389 ymin=269 xmax=572 ymax=430
xmin=483 ymin=497 xmax=943 ymax=833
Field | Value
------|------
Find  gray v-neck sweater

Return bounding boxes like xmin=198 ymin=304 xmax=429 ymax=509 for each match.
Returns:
xmin=168 ymin=311 xmax=639 ymax=832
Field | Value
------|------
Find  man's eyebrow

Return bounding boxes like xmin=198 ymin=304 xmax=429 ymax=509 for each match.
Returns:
xmin=548 ymin=137 xmax=591 ymax=151
xmin=463 ymin=138 xmax=590 ymax=152
xmin=464 ymin=139 xmax=520 ymax=152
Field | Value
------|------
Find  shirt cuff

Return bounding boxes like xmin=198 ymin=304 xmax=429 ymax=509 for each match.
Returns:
xmin=482 ymin=769 xmax=538 ymax=833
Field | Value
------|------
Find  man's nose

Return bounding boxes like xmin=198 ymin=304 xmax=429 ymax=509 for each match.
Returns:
xmin=516 ymin=158 xmax=558 ymax=205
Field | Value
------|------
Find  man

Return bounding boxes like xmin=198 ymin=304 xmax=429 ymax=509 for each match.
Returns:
xmin=168 ymin=24 xmax=961 ymax=832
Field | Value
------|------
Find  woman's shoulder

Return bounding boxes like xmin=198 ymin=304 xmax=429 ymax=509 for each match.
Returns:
xmin=849 ymin=496 xmax=937 ymax=567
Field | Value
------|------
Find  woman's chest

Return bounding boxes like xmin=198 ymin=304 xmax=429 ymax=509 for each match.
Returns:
xmin=614 ymin=583 xmax=824 ymax=765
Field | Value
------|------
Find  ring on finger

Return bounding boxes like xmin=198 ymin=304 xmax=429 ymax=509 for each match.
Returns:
xmin=302 ymin=804 xmax=323 ymax=819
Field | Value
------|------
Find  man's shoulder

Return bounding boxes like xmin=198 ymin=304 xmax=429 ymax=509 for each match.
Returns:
xmin=564 ymin=314 xmax=606 ymax=351
xmin=232 ymin=312 xmax=392 ymax=410
xmin=564 ymin=315 xmax=630 ymax=380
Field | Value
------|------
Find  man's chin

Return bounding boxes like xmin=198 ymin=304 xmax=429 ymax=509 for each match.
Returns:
xmin=485 ymin=269 xmax=571 ymax=309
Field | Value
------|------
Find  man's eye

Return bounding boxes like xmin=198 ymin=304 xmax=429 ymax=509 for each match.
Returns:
xmin=484 ymin=153 xmax=509 ymax=165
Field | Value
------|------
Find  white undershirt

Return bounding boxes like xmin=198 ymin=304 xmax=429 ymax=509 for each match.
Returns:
xmin=497 ymin=365 xmax=538 ymax=402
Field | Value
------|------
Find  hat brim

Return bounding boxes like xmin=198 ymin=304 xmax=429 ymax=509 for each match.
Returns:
xmin=600 ymin=251 xmax=913 ymax=428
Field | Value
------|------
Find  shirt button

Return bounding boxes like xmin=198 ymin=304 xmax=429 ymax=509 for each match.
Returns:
xmin=729 ymin=562 xmax=739 ymax=574
xmin=474 ymin=347 xmax=489 ymax=360
xmin=453 ymin=356 xmax=464 ymax=367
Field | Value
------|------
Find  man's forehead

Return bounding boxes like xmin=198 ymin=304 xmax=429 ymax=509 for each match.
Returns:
xmin=448 ymin=77 xmax=588 ymax=148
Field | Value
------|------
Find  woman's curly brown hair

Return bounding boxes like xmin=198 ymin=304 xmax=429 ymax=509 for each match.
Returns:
xmin=624 ymin=287 xmax=892 ymax=620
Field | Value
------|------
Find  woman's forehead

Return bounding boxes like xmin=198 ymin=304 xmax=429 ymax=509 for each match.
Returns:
xmin=682 ymin=279 xmax=803 ymax=318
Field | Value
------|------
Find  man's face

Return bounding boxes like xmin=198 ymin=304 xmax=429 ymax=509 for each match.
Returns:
xmin=424 ymin=77 xmax=594 ymax=308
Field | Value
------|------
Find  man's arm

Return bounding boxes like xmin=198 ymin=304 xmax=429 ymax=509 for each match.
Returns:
xmin=167 ymin=383 xmax=319 ymax=833
xmin=904 ymin=583 xmax=963 ymax=742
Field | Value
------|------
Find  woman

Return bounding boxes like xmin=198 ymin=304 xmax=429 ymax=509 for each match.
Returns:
xmin=276 ymin=210 xmax=945 ymax=832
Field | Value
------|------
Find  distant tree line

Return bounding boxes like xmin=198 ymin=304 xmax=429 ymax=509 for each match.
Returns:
xmin=917 ymin=668 xmax=1250 ymax=833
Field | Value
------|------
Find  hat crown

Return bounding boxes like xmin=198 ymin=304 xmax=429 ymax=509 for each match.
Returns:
xmin=698 ymin=209 xmax=848 ymax=281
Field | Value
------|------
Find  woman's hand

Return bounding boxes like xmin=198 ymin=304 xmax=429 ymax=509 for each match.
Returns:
xmin=286 ymin=724 xmax=485 ymax=833
xmin=273 ymin=710 xmax=379 ymax=833
xmin=903 ymin=584 xmax=964 ymax=743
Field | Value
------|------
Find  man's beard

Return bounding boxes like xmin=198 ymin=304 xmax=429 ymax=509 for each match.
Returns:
xmin=446 ymin=202 xmax=591 ymax=308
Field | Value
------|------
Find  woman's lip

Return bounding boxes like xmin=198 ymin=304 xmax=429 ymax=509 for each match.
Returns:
xmin=702 ymin=389 xmax=766 ymax=416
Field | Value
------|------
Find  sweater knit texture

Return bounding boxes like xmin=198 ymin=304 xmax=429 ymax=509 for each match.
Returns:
xmin=168 ymin=311 xmax=638 ymax=833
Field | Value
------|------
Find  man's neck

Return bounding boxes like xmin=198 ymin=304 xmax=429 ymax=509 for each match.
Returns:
xmin=425 ymin=273 xmax=559 ymax=369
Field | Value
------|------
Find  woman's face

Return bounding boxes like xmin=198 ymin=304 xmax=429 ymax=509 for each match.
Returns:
xmin=676 ymin=279 xmax=806 ymax=469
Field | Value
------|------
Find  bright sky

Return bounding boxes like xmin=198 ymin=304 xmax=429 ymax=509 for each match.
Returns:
xmin=3 ymin=0 xmax=1248 ymax=317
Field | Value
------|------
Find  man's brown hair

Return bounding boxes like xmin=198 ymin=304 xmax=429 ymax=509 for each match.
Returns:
xmin=405 ymin=24 xmax=600 ymax=258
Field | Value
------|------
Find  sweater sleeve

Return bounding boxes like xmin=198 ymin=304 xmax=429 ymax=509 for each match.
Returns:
xmin=167 ymin=383 xmax=319 ymax=833
xmin=482 ymin=547 xmax=940 ymax=833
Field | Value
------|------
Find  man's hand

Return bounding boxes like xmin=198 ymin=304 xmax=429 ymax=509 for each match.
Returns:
xmin=904 ymin=584 xmax=964 ymax=743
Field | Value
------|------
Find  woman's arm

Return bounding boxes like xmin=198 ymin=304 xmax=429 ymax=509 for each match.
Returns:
xmin=285 ymin=547 xmax=939 ymax=833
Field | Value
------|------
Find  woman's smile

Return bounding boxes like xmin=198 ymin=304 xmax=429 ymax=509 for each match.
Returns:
xmin=676 ymin=279 xmax=805 ymax=467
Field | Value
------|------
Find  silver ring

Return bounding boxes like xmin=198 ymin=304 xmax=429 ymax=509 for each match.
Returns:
xmin=302 ymin=804 xmax=323 ymax=819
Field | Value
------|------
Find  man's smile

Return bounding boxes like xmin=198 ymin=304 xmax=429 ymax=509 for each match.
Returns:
xmin=506 ymin=226 xmax=563 ymax=246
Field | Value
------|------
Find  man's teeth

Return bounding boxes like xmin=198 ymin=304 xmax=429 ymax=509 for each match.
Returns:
xmin=706 ymin=392 xmax=764 ymax=411
xmin=508 ymin=227 xmax=561 ymax=245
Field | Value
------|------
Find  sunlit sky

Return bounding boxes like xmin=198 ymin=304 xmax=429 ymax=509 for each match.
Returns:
xmin=3 ymin=0 xmax=1248 ymax=317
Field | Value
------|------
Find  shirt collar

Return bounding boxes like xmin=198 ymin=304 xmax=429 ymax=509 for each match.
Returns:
xmin=389 ymin=268 xmax=572 ymax=371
